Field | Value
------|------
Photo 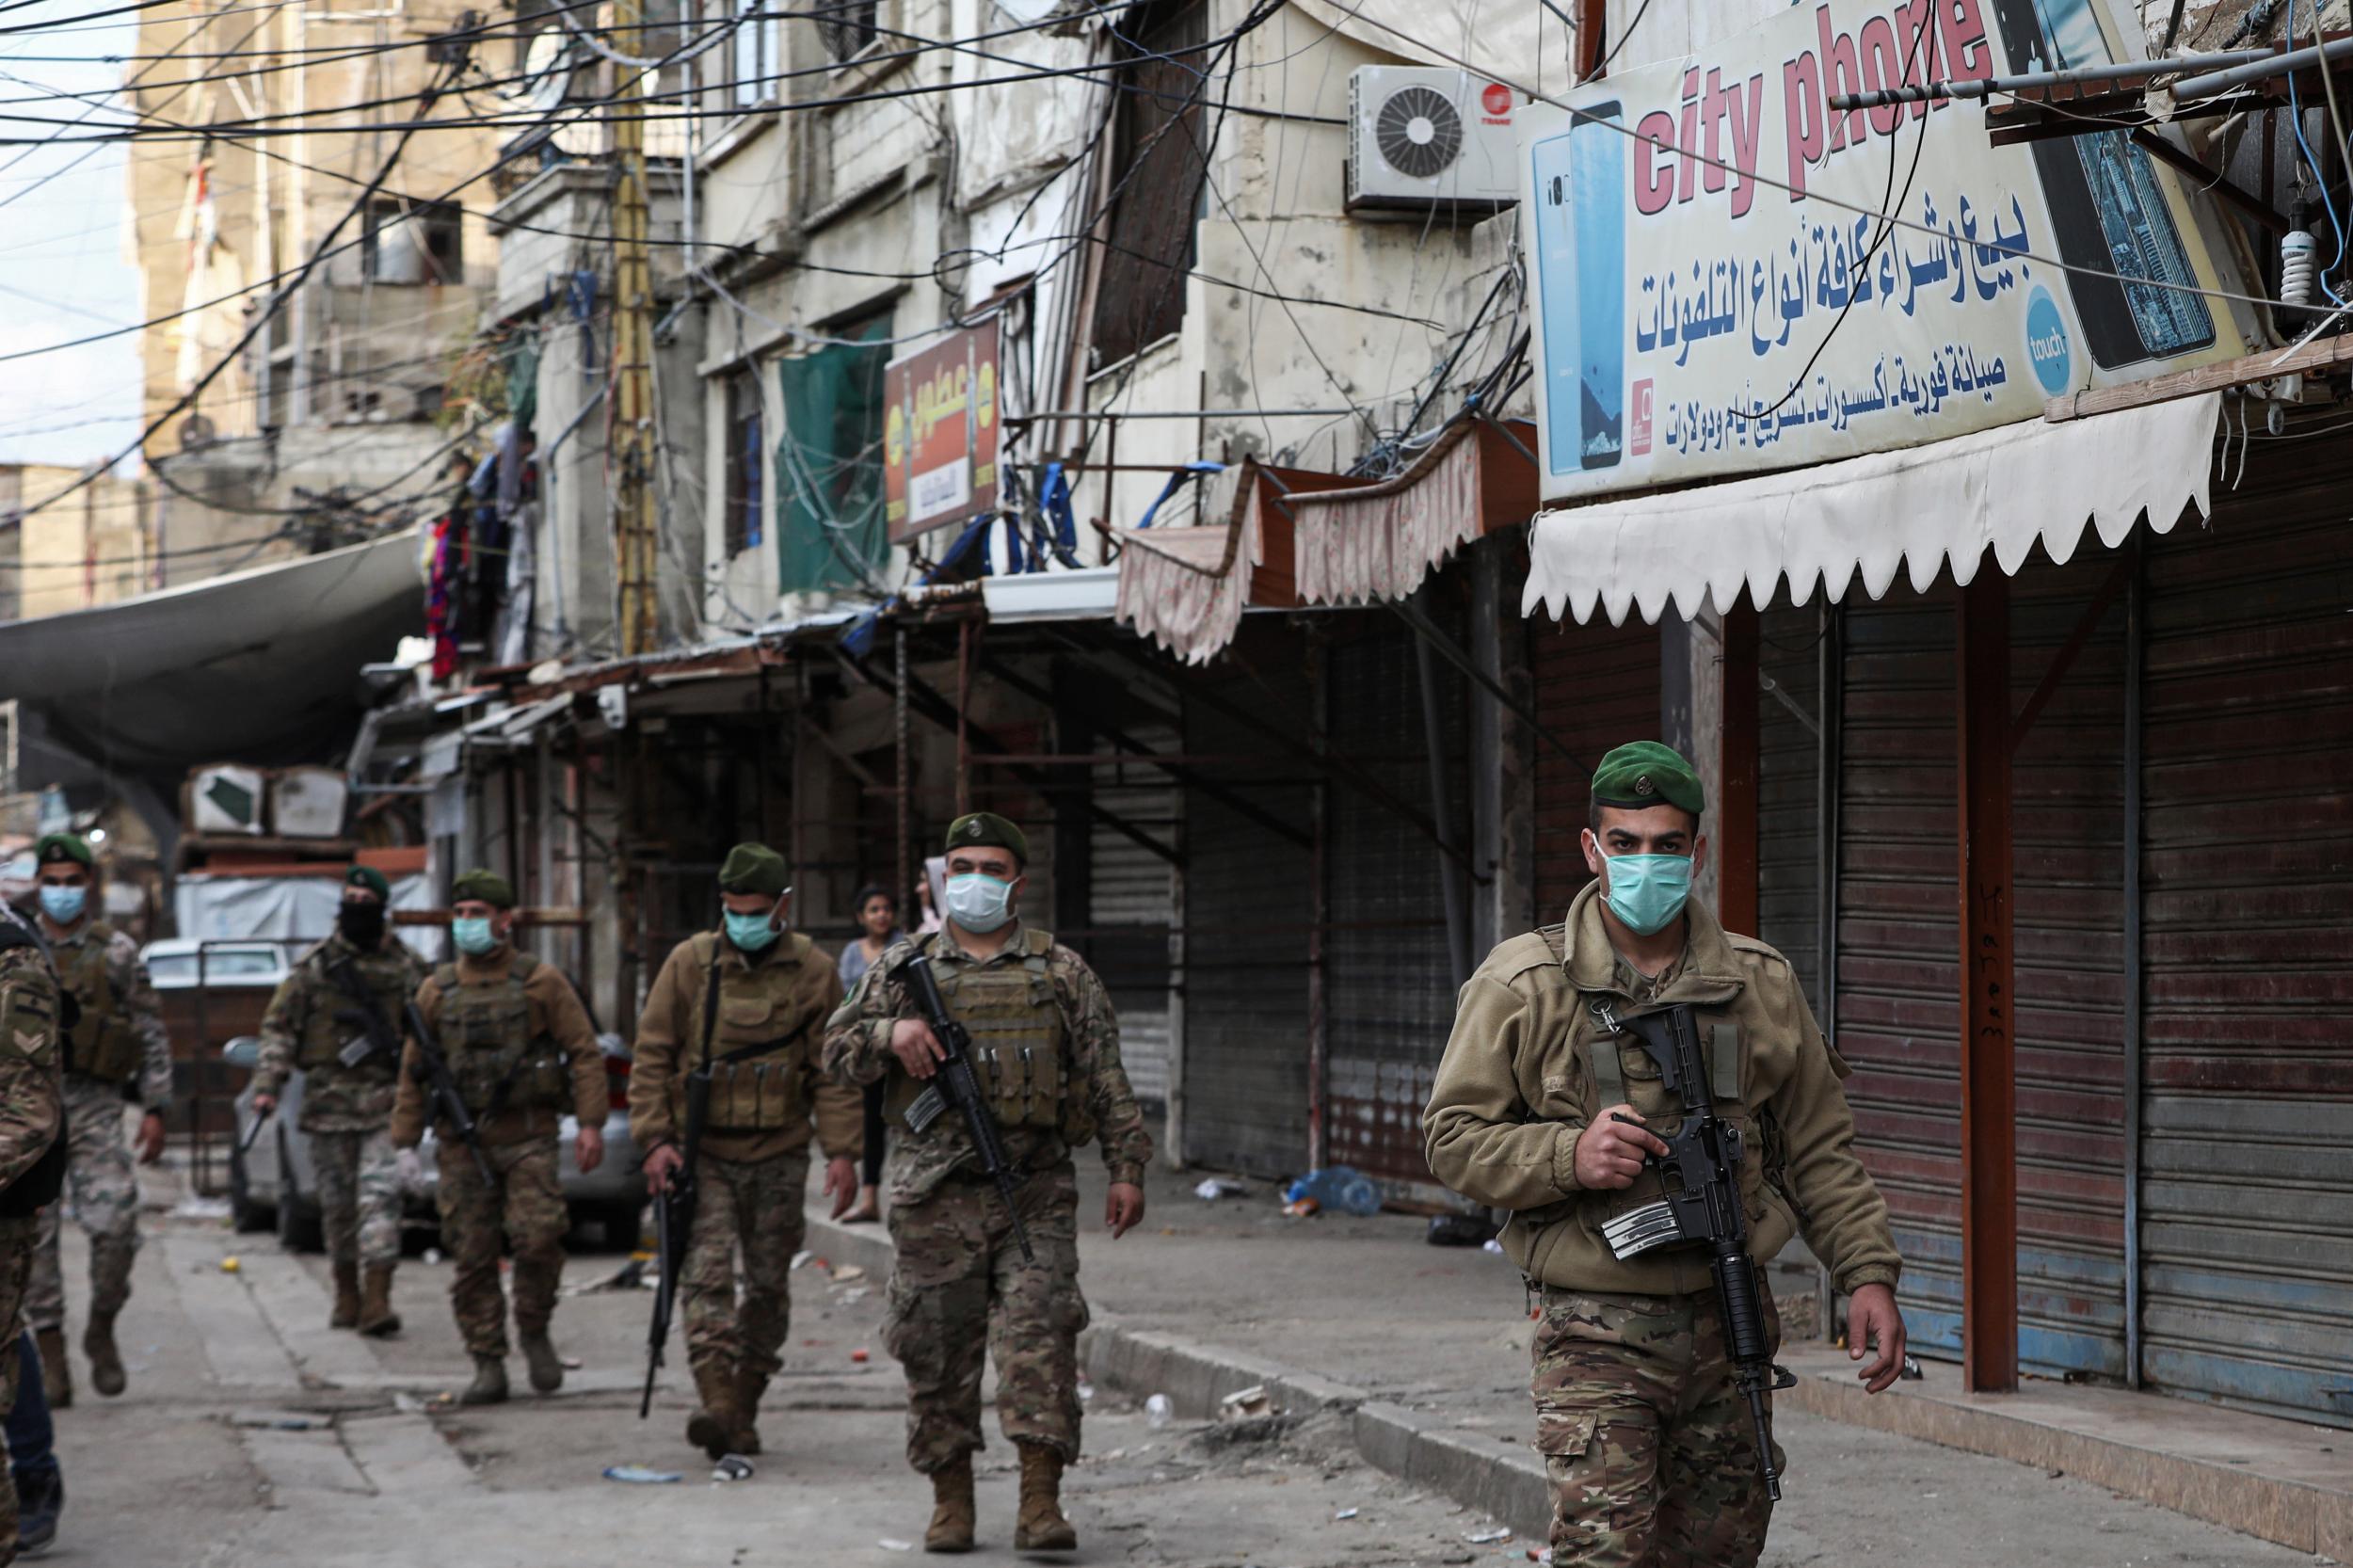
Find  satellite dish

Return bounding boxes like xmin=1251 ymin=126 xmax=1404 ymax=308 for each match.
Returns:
xmin=179 ymin=411 xmax=216 ymax=450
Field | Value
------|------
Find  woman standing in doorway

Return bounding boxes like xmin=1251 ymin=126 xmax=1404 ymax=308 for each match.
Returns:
xmin=834 ymin=885 xmax=904 ymax=1224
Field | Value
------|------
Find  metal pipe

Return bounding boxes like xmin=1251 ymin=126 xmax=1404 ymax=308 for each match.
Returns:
xmin=1414 ymin=589 xmax=1474 ymax=992
xmin=1829 ymin=47 xmax=2273 ymax=110
xmin=2174 ymin=36 xmax=2353 ymax=101
xmin=2121 ymin=541 xmax=2147 ymax=1390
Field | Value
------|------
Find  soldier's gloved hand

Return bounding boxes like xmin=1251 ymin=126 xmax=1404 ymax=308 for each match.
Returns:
xmin=643 ymin=1142 xmax=683 ymax=1195
xmin=251 ymin=1093 xmax=278 ymax=1117
xmin=396 ymin=1147 xmax=424 ymax=1190
xmin=1573 ymin=1104 xmax=1669 ymax=1190
xmin=888 ymin=1018 xmax=947 ymax=1080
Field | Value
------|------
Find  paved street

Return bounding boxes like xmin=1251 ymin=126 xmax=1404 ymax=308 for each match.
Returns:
xmin=18 ymin=1166 xmax=2328 ymax=1567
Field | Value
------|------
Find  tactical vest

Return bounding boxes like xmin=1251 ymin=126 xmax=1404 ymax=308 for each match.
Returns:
xmin=889 ymin=929 xmax=1092 ymax=1143
xmin=432 ymin=954 xmax=568 ymax=1114
xmin=56 ymin=923 xmax=138 ymax=1085
xmin=687 ymin=931 xmax=817 ymax=1133
xmin=295 ymin=943 xmax=407 ymax=1076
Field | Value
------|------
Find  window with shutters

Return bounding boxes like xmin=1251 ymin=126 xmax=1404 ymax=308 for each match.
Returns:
xmin=820 ymin=0 xmax=878 ymax=62
xmin=724 ymin=368 xmax=764 ymax=557
xmin=1087 ymin=1 xmax=1209 ymax=371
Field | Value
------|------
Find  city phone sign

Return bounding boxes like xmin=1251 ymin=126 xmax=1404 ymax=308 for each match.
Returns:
xmin=1521 ymin=0 xmax=2245 ymax=502
xmin=884 ymin=319 xmax=1001 ymax=542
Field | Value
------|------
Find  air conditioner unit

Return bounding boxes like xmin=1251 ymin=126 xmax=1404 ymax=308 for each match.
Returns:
xmin=1345 ymin=67 xmax=1521 ymax=217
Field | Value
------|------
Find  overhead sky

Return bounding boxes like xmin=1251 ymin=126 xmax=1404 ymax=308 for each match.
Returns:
xmin=0 ymin=1 xmax=145 ymax=472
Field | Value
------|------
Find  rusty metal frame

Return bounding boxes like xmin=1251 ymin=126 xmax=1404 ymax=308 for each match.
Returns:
xmin=2121 ymin=539 xmax=2147 ymax=1389
xmin=1958 ymin=571 xmax=2020 ymax=1394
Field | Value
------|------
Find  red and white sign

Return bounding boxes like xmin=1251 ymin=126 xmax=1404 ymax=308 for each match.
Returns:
xmin=884 ymin=320 xmax=1001 ymax=543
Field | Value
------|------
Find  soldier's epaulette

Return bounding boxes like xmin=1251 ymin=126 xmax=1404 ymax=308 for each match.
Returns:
xmin=1724 ymin=933 xmax=1793 ymax=972
xmin=1486 ymin=925 xmax=1568 ymax=984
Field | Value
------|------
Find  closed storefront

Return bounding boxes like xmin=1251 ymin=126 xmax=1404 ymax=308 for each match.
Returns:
xmin=1324 ymin=622 xmax=1459 ymax=1201
xmin=2137 ymin=466 xmax=2353 ymax=1424
xmin=1754 ymin=600 xmax=1827 ymax=1015
xmin=1086 ymin=730 xmax=1178 ymax=1110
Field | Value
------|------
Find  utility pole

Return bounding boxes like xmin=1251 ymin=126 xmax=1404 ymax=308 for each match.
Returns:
xmin=609 ymin=0 xmax=661 ymax=655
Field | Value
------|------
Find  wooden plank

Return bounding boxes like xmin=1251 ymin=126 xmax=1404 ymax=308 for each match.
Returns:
xmin=1957 ymin=572 xmax=2021 ymax=1394
xmin=2045 ymin=331 xmax=2353 ymax=422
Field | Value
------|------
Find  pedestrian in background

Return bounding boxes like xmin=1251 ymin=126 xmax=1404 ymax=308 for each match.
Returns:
xmin=8 ymin=1332 xmax=64 ymax=1555
xmin=835 ymin=885 xmax=904 ymax=1225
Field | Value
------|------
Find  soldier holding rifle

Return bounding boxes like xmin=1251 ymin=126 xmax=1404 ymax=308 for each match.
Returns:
xmin=824 ymin=813 xmax=1152 ymax=1556
xmin=630 ymin=843 xmax=861 ymax=1461
xmin=1425 ymin=743 xmax=1908 ymax=1568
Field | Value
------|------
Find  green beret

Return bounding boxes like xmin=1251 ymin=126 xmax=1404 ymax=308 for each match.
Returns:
xmin=345 ymin=865 xmax=392 ymax=903
xmin=944 ymin=812 xmax=1027 ymax=865
xmin=1591 ymin=741 xmax=1705 ymax=818
xmin=451 ymin=869 xmax=517 ymax=908
xmin=33 ymin=834 xmax=90 ymax=870
xmin=717 ymin=842 xmax=790 ymax=897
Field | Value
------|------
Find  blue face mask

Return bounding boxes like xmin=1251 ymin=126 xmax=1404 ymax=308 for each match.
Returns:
xmin=725 ymin=909 xmax=783 ymax=952
xmin=451 ymin=917 xmax=499 ymax=956
xmin=1599 ymin=853 xmax=1692 ymax=936
xmin=943 ymin=872 xmax=1015 ymax=935
xmin=37 ymin=884 xmax=86 ymax=924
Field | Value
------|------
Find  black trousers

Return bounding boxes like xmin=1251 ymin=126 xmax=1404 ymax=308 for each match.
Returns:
xmin=862 ymin=1079 xmax=887 ymax=1186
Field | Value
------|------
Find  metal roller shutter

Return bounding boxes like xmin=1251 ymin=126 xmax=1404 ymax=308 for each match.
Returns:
xmin=1089 ymin=728 xmax=1177 ymax=1108
xmin=2138 ymin=474 xmax=2353 ymax=1425
xmin=1326 ymin=623 xmax=1457 ymax=1200
xmin=1833 ymin=583 xmax=1964 ymax=1360
xmin=2008 ymin=548 xmax=2129 ymax=1381
xmin=1179 ymin=660 xmax=1312 ymax=1176
xmin=1530 ymin=617 xmax=1661 ymax=922
xmin=1755 ymin=600 xmax=1826 ymax=1013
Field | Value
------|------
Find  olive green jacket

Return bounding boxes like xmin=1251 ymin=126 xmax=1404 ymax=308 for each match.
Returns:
xmin=1423 ymin=884 xmax=1901 ymax=1298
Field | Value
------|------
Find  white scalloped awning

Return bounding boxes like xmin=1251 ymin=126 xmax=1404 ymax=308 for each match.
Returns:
xmin=1524 ymin=393 xmax=2222 ymax=626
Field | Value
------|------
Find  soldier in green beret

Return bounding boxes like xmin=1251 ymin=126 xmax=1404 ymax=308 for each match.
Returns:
xmin=630 ymin=842 xmax=862 ymax=1460
xmin=824 ymin=813 xmax=1154 ymax=1554
xmin=391 ymin=869 xmax=607 ymax=1404
xmin=251 ymin=865 xmax=427 ymax=1335
xmin=1424 ymin=741 xmax=1907 ymax=1567
xmin=21 ymin=832 xmax=169 ymax=1407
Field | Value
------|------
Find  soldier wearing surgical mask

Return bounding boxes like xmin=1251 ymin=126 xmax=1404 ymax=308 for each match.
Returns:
xmin=390 ymin=869 xmax=606 ymax=1406
xmin=19 ymin=834 xmax=168 ymax=1409
xmin=630 ymin=843 xmax=863 ymax=1461
xmin=824 ymin=813 xmax=1153 ymax=1556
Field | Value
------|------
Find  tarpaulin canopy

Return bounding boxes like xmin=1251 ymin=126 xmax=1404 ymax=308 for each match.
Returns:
xmin=0 ymin=528 xmax=424 ymax=780
xmin=1523 ymin=395 xmax=2222 ymax=625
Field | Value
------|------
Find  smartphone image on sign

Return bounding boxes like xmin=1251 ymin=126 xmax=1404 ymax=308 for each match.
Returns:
xmin=1529 ymin=101 xmax=1626 ymax=476
xmin=1988 ymin=0 xmax=2212 ymax=367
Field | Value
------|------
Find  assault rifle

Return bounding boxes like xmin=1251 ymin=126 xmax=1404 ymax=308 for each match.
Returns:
xmin=1593 ymin=1000 xmax=1797 ymax=1499
xmin=641 ymin=960 xmax=717 ymax=1419
xmin=328 ymin=956 xmax=403 ymax=1070
xmin=901 ymin=953 xmax=1033 ymax=1264
xmin=404 ymin=1000 xmax=496 ymax=1187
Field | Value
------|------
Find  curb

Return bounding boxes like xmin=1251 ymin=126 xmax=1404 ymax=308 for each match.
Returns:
xmin=803 ymin=1208 xmax=1555 ymax=1541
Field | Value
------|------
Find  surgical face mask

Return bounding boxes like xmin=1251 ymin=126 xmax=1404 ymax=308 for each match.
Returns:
xmin=451 ymin=916 xmax=499 ymax=956
xmin=1599 ymin=852 xmax=1692 ymax=936
xmin=725 ymin=909 xmax=783 ymax=952
xmin=338 ymin=900 xmax=387 ymax=949
xmin=37 ymin=884 xmax=86 ymax=924
xmin=942 ymin=872 xmax=1016 ymax=935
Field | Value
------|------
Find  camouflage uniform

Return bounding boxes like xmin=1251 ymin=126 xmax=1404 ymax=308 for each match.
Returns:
xmin=253 ymin=933 xmax=427 ymax=1270
xmin=630 ymin=929 xmax=859 ymax=1445
xmin=390 ymin=946 xmax=604 ymax=1360
xmin=0 ymin=906 xmax=68 ymax=1564
xmin=1425 ymin=886 xmax=1901 ymax=1567
xmin=823 ymin=924 xmax=1151 ymax=1473
xmin=25 ymin=920 xmax=168 ymax=1336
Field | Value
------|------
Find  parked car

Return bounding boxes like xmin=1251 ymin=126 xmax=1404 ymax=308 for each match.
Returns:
xmin=224 ymin=1032 xmax=648 ymax=1252
xmin=141 ymin=938 xmax=292 ymax=988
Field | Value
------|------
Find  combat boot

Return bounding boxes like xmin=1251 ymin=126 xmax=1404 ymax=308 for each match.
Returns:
xmin=730 ymin=1368 xmax=767 ymax=1456
xmin=83 ymin=1311 xmax=125 ymax=1399
xmin=922 ymin=1453 xmax=975 ymax=1554
xmin=358 ymin=1266 xmax=401 ymax=1337
xmin=685 ymin=1361 xmax=739 ymax=1462
xmin=520 ymin=1332 xmax=564 ymax=1393
xmin=458 ymin=1356 xmax=508 ymax=1405
xmin=329 ymin=1260 xmax=362 ymax=1330
xmin=1014 ymin=1442 xmax=1077 ymax=1551
xmin=33 ymin=1327 xmax=69 ymax=1410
